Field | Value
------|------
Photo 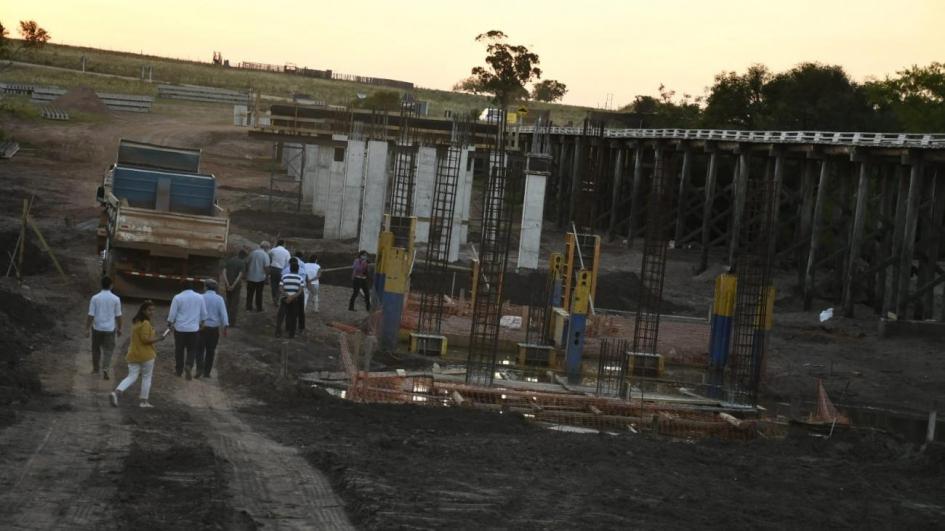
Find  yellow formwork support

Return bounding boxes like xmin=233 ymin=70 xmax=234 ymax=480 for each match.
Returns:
xmin=383 ymin=247 xmax=410 ymax=294
xmin=376 ymin=230 xmax=394 ymax=275
xmin=562 ymin=233 xmax=576 ymax=312
xmin=571 ymin=269 xmax=591 ymax=315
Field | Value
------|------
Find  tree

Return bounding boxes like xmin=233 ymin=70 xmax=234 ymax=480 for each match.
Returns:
xmin=865 ymin=63 xmax=945 ymax=132
xmin=619 ymin=86 xmax=702 ymax=128
xmin=469 ymin=30 xmax=541 ymax=108
xmin=452 ymin=76 xmax=486 ymax=95
xmin=0 ymin=21 xmax=8 ymax=48
xmin=762 ymin=62 xmax=875 ymax=130
xmin=350 ymin=90 xmax=402 ymax=112
xmin=531 ymin=79 xmax=568 ymax=102
xmin=701 ymin=64 xmax=769 ymax=129
xmin=18 ymin=20 xmax=50 ymax=47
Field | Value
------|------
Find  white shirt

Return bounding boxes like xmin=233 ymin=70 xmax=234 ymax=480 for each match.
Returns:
xmin=304 ymin=262 xmax=321 ymax=287
xmin=168 ymin=289 xmax=208 ymax=332
xmin=88 ymin=290 xmax=122 ymax=332
xmin=202 ymin=291 xmax=229 ymax=328
xmin=270 ymin=246 xmax=291 ymax=269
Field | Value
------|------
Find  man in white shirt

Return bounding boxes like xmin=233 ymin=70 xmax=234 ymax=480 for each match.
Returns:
xmin=196 ymin=279 xmax=228 ymax=379
xmin=84 ymin=276 xmax=122 ymax=380
xmin=246 ymin=241 xmax=271 ymax=312
xmin=269 ymin=239 xmax=291 ymax=306
xmin=304 ymin=254 xmax=321 ymax=313
xmin=168 ymin=281 xmax=208 ymax=380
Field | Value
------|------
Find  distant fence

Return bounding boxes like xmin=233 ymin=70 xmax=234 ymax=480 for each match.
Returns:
xmin=14 ymin=84 xmax=154 ymax=112
xmin=236 ymin=61 xmax=413 ymax=91
xmin=158 ymin=84 xmax=251 ymax=105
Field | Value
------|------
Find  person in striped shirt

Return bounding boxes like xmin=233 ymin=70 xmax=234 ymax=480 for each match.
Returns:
xmin=277 ymin=259 xmax=304 ymax=339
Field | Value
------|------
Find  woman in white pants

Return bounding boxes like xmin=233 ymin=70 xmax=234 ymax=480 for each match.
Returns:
xmin=110 ymin=300 xmax=165 ymax=408
xmin=304 ymin=254 xmax=321 ymax=313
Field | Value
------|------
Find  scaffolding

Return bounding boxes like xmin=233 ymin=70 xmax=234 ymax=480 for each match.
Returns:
xmin=388 ymin=98 xmax=420 ymax=242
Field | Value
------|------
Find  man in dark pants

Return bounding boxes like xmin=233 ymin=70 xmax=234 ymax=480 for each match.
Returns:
xmin=246 ymin=241 xmax=270 ymax=312
xmin=197 ymin=279 xmax=228 ymax=378
xmin=348 ymin=250 xmax=371 ymax=311
xmin=269 ymin=239 xmax=290 ymax=306
xmin=168 ymin=281 xmax=207 ymax=380
xmin=84 ymin=276 xmax=123 ymax=380
xmin=277 ymin=260 xmax=304 ymax=339
xmin=222 ymin=249 xmax=246 ymax=326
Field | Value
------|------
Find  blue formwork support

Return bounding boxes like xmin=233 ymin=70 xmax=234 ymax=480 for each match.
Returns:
xmin=374 ymin=272 xmax=386 ymax=303
xmin=380 ymin=291 xmax=404 ymax=352
xmin=565 ymin=313 xmax=587 ymax=385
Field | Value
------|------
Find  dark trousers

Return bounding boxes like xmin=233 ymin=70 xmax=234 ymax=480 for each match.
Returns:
xmin=173 ymin=331 xmax=200 ymax=374
xmin=246 ymin=280 xmax=264 ymax=311
xmin=269 ymin=267 xmax=283 ymax=303
xmin=278 ymin=296 xmax=303 ymax=338
xmin=90 ymin=330 xmax=116 ymax=372
xmin=349 ymin=277 xmax=371 ymax=311
xmin=197 ymin=327 xmax=220 ymax=376
xmin=226 ymin=284 xmax=242 ymax=325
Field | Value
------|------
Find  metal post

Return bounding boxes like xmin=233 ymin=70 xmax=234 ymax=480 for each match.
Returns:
xmin=842 ymin=160 xmax=871 ymax=317
xmin=804 ymin=159 xmax=831 ymax=310
xmin=674 ymin=146 xmax=693 ymax=245
xmin=608 ymin=146 xmax=625 ymax=241
xmin=698 ymin=149 xmax=718 ymax=272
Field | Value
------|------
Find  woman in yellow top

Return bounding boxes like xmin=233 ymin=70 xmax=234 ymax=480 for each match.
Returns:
xmin=110 ymin=300 xmax=165 ymax=408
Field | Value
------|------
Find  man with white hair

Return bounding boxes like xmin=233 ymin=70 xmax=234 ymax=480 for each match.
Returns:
xmin=246 ymin=241 xmax=270 ymax=312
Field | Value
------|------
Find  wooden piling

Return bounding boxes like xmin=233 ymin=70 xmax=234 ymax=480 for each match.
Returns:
xmin=626 ymin=143 xmax=644 ymax=249
xmin=842 ymin=160 xmax=871 ymax=317
xmin=728 ymin=150 xmax=749 ymax=266
xmin=674 ymin=147 xmax=693 ymax=245
xmin=804 ymin=159 xmax=831 ymax=310
xmin=567 ymin=135 xmax=583 ymax=226
xmin=608 ymin=146 xmax=625 ymax=241
xmin=896 ymin=156 xmax=924 ymax=318
xmin=698 ymin=149 xmax=719 ymax=272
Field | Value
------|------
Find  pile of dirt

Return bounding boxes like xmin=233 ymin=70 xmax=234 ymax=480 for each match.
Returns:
xmin=0 ymin=286 xmax=51 ymax=414
xmin=52 ymin=86 xmax=109 ymax=115
xmin=0 ymin=230 xmax=51 ymax=276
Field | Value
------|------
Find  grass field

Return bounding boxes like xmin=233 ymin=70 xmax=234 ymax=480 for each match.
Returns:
xmin=1 ymin=41 xmax=592 ymax=123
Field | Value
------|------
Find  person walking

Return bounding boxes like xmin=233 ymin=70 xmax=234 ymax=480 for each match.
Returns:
xmin=168 ymin=281 xmax=207 ymax=380
xmin=348 ymin=250 xmax=371 ymax=312
xmin=280 ymin=251 xmax=310 ymax=332
xmin=304 ymin=254 xmax=321 ymax=314
xmin=222 ymin=249 xmax=246 ymax=326
xmin=85 ymin=276 xmax=123 ymax=380
xmin=110 ymin=300 xmax=164 ymax=408
xmin=277 ymin=260 xmax=304 ymax=339
xmin=269 ymin=239 xmax=291 ymax=306
xmin=246 ymin=241 xmax=270 ymax=312
xmin=196 ymin=279 xmax=228 ymax=379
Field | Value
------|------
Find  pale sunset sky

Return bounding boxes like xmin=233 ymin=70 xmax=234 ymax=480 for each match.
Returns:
xmin=2 ymin=0 xmax=942 ymax=107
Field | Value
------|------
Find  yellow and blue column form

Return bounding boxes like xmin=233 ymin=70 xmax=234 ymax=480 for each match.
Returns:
xmin=380 ymin=247 xmax=409 ymax=352
xmin=374 ymin=230 xmax=393 ymax=303
xmin=708 ymin=273 xmax=736 ymax=397
xmin=565 ymin=269 xmax=591 ymax=385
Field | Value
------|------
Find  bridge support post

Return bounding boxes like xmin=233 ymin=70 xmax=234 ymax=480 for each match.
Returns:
xmin=804 ymin=159 xmax=831 ymax=310
xmin=608 ymin=145 xmax=625 ymax=241
xmin=842 ymin=158 xmax=871 ymax=317
xmin=698 ymin=147 xmax=718 ymax=273
xmin=896 ymin=154 xmax=923 ymax=318
xmin=674 ymin=146 xmax=693 ymax=245
xmin=626 ymin=142 xmax=644 ymax=249
xmin=728 ymin=149 xmax=749 ymax=266
xmin=567 ymin=135 xmax=583 ymax=226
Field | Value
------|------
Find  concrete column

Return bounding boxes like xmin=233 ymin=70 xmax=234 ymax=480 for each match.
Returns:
xmin=302 ymin=144 xmax=319 ymax=206
xmin=449 ymin=147 xmax=473 ymax=262
xmin=413 ymin=146 xmax=437 ymax=243
xmin=285 ymin=143 xmax=303 ymax=179
xmin=324 ymin=140 xmax=365 ymax=240
xmin=517 ymin=158 xmax=550 ymax=269
xmin=358 ymin=140 xmax=390 ymax=254
xmin=312 ymin=144 xmax=334 ymax=216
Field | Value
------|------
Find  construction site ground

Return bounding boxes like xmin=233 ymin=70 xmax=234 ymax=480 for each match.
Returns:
xmin=1 ymin=97 xmax=944 ymax=529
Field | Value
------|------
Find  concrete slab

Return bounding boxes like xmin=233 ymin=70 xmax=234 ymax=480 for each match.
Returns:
xmin=302 ymin=144 xmax=319 ymax=205
xmin=413 ymin=146 xmax=437 ymax=243
xmin=517 ymin=172 xmax=547 ymax=269
xmin=312 ymin=144 xmax=334 ymax=215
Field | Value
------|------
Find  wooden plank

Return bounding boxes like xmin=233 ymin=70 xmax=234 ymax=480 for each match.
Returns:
xmin=608 ymin=146 xmax=625 ymax=241
xmin=728 ymin=150 xmax=749 ymax=266
xmin=674 ymin=147 xmax=693 ymax=244
xmin=896 ymin=158 xmax=924 ymax=317
xmin=842 ymin=161 xmax=871 ymax=317
xmin=804 ymin=159 xmax=831 ymax=310
xmin=626 ymin=144 xmax=645 ymax=249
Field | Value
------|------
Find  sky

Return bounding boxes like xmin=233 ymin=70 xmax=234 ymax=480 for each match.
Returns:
xmin=2 ymin=0 xmax=943 ymax=108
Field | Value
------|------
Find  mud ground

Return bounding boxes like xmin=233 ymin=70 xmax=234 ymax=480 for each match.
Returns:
xmin=1 ymin=97 xmax=944 ymax=529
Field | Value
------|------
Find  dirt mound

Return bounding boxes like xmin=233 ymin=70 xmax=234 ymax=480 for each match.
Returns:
xmin=0 ymin=286 xmax=52 ymax=411
xmin=0 ymin=230 xmax=51 ymax=276
xmin=230 ymin=209 xmax=325 ymax=240
xmin=53 ymin=86 xmax=110 ymax=115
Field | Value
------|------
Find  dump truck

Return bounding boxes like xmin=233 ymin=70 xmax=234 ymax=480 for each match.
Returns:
xmin=96 ymin=139 xmax=229 ymax=299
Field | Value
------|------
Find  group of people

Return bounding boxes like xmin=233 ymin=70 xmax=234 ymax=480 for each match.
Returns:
xmin=86 ymin=241 xmax=371 ymax=408
xmin=86 ymin=276 xmax=229 ymax=408
xmin=228 ymin=239 xmax=323 ymax=339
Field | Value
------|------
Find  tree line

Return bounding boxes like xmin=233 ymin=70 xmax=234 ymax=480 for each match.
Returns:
xmin=623 ymin=62 xmax=945 ymax=133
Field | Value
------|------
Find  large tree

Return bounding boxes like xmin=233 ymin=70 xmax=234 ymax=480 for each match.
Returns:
xmin=0 ymin=21 xmax=8 ymax=48
xmin=762 ymin=62 xmax=874 ymax=130
xmin=468 ymin=30 xmax=541 ymax=108
xmin=18 ymin=20 xmax=50 ymax=47
xmin=531 ymin=79 xmax=568 ymax=102
xmin=701 ymin=64 xmax=769 ymax=129
xmin=865 ymin=63 xmax=945 ymax=132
